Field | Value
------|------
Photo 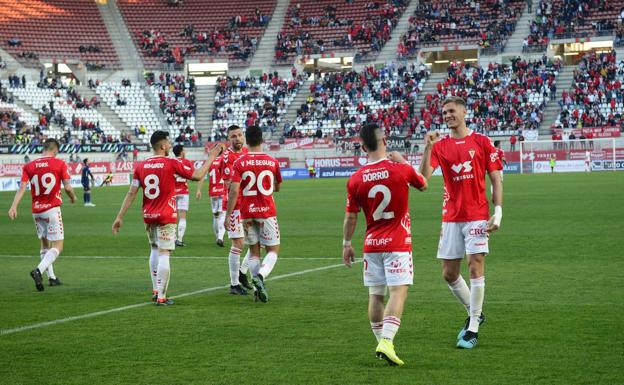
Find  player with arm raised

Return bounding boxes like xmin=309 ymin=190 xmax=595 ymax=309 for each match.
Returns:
xmin=342 ymin=123 xmax=427 ymax=366
xmin=112 ymin=131 xmax=223 ymax=306
xmin=8 ymin=138 xmax=77 ymax=291
xmin=219 ymin=125 xmax=253 ymax=295
xmin=195 ymin=147 xmax=226 ymax=247
xmin=172 ymin=144 xmax=195 ymax=247
xmin=225 ymin=125 xmax=282 ymax=303
xmin=419 ymin=96 xmax=503 ymax=349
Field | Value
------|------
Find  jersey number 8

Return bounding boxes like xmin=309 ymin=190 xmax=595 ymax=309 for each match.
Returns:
xmin=144 ymin=174 xmax=160 ymax=199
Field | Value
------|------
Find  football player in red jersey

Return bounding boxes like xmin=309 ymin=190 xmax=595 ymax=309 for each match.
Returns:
xmin=8 ymin=138 xmax=77 ymax=291
xmin=172 ymin=144 xmax=195 ymax=247
xmin=342 ymin=123 xmax=427 ymax=366
xmin=112 ymin=131 xmax=223 ymax=306
xmin=419 ymin=96 xmax=503 ymax=349
xmin=219 ymin=125 xmax=253 ymax=295
xmin=195 ymin=147 xmax=226 ymax=247
xmin=226 ymin=125 xmax=282 ymax=303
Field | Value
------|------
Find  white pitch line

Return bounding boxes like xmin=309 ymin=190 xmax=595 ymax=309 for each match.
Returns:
xmin=0 ymin=255 xmax=342 ymax=261
xmin=0 ymin=261 xmax=358 ymax=337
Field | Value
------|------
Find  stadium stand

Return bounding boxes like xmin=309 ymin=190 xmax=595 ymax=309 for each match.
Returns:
xmin=290 ymin=63 xmax=427 ymax=137
xmin=398 ymin=0 xmax=525 ymax=58
xmin=117 ymin=0 xmax=276 ymax=69
xmin=527 ymin=0 xmax=618 ymax=51
xmin=96 ymin=80 xmax=166 ymax=144
xmin=0 ymin=0 xmax=120 ymax=69
xmin=0 ymin=83 xmax=39 ymax=144
xmin=275 ymin=0 xmax=407 ymax=63
xmin=419 ymin=58 xmax=561 ymax=134
xmin=212 ymin=72 xmax=305 ymax=140
xmin=555 ymin=51 xmax=624 ymax=129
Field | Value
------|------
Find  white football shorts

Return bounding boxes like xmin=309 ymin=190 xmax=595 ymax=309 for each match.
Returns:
xmin=437 ymin=220 xmax=489 ymax=259
xmin=145 ymin=223 xmax=177 ymax=250
xmin=243 ymin=217 xmax=280 ymax=246
xmin=363 ymin=252 xmax=413 ymax=287
xmin=176 ymin=194 xmax=189 ymax=211
xmin=33 ymin=207 xmax=64 ymax=241
xmin=210 ymin=196 xmax=223 ymax=214
xmin=227 ymin=210 xmax=245 ymax=239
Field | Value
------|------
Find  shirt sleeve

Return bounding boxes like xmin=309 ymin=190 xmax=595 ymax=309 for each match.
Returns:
xmin=345 ymin=177 xmax=360 ymax=213
xmin=484 ymin=138 xmax=504 ymax=172
xmin=230 ymin=160 xmax=242 ymax=184
xmin=274 ymin=163 xmax=282 ymax=185
xmin=61 ymin=162 xmax=70 ymax=180
xmin=430 ymin=143 xmax=440 ymax=170
xmin=402 ymin=163 xmax=426 ymax=189
xmin=20 ymin=166 xmax=29 ymax=183
xmin=172 ymin=158 xmax=194 ymax=180
xmin=131 ymin=166 xmax=140 ymax=187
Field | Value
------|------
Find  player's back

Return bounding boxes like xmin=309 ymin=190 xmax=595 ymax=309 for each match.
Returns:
xmin=22 ymin=156 xmax=69 ymax=213
xmin=233 ymin=152 xmax=282 ymax=219
xmin=174 ymin=158 xmax=194 ymax=195
xmin=134 ymin=156 xmax=182 ymax=224
xmin=346 ymin=159 xmax=425 ymax=253
xmin=208 ymin=157 xmax=224 ymax=196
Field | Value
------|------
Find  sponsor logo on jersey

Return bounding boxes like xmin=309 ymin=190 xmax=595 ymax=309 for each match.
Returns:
xmin=490 ymin=152 xmax=499 ymax=162
xmin=451 ymin=161 xmax=472 ymax=174
xmin=365 ymin=237 xmax=393 ymax=247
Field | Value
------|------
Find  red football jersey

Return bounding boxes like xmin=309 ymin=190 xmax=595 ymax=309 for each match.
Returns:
xmin=132 ymin=156 xmax=194 ymax=225
xmin=231 ymin=152 xmax=282 ymax=219
xmin=208 ymin=157 xmax=225 ymax=197
xmin=219 ymin=147 xmax=248 ymax=210
xmin=174 ymin=158 xmax=195 ymax=195
xmin=346 ymin=159 xmax=426 ymax=253
xmin=430 ymin=131 xmax=503 ymax=222
xmin=496 ymin=148 xmax=506 ymax=163
xmin=20 ymin=156 xmax=70 ymax=214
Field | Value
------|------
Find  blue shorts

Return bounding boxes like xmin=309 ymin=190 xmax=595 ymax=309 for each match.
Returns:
xmin=82 ymin=179 xmax=90 ymax=190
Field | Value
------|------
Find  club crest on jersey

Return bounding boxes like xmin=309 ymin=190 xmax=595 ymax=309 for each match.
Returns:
xmin=469 ymin=148 xmax=476 ymax=159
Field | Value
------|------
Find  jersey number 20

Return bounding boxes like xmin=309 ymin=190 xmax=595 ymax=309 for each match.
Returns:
xmin=242 ymin=170 xmax=274 ymax=196
xmin=368 ymin=185 xmax=394 ymax=221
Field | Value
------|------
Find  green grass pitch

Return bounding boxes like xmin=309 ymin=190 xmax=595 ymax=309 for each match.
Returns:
xmin=0 ymin=173 xmax=623 ymax=385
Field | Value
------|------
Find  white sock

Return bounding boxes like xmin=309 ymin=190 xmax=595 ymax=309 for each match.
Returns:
xmin=468 ymin=277 xmax=485 ymax=333
xmin=149 ymin=248 xmax=158 ymax=292
xmin=40 ymin=249 xmax=56 ymax=279
xmin=37 ymin=248 xmax=59 ymax=274
xmin=212 ymin=215 xmax=220 ymax=239
xmin=381 ymin=316 xmax=401 ymax=342
xmin=259 ymin=251 xmax=278 ymax=279
xmin=228 ymin=246 xmax=242 ymax=286
xmin=217 ymin=213 xmax=226 ymax=241
xmin=240 ymin=249 xmax=250 ymax=274
xmin=156 ymin=254 xmax=171 ymax=300
xmin=249 ymin=256 xmax=261 ymax=277
xmin=448 ymin=276 xmax=471 ymax=315
xmin=177 ymin=218 xmax=187 ymax=241
xmin=370 ymin=321 xmax=383 ymax=342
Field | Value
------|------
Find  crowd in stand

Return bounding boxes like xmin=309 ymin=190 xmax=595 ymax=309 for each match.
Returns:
xmin=527 ymin=0 xmax=616 ymax=49
xmin=289 ymin=63 xmax=427 ymax=138
xmin=212 ymin=71 xmax=305 ymax=140
xmin=556 ymin=50 xmax=624 ymax=129
xmin=398 ymin=0 xmax=521 ymax=57
xmin=146 ymin=72 xmax=199 ymax=143
xmin=420 ymin=57 xmax=561 ymax=133
xmin=275 ymin=1 xmax=406 ymax=62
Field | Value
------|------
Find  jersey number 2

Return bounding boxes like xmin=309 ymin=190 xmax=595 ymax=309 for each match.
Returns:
xmin=368 ymin=185 xmax=394 ymax=221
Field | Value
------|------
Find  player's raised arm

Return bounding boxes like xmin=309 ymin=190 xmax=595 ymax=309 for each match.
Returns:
xmin=419 ymin=131 xmax=440 ymax=179
xmin=190 ymin=143 xmax=224 ymax=181
xmin=487 ymin=170 xmax=503 ymax=233
xmin=8 ymin=182 xmax=28 ymax=220
xmin=112 ymin=184 xmax=140 ymax=234
xmin=342 ymin=211 xmax=357 ymax=267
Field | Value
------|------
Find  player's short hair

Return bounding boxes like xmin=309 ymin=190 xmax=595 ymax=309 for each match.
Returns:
xmin=43 ymin=138 xmax=60 ymax=151
xmin=442 ymin=96 xmax=466 ymax=108
xmin=245 ymin=125 xmax=263 ymax=147
xmin=83 ymin=158 xmax=88 ymax=164
xmin=150 ymin=130 xmax=169 ymax=148
xmin=493 ymin=140 xmax=501 ymax=147
xmin=359 ymin=123 xmax=383 ymax=152
xmin=227 ymin=125 xmax=241 ymax=132
xmin=172 ymin=144 xmax=184 ymax=157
